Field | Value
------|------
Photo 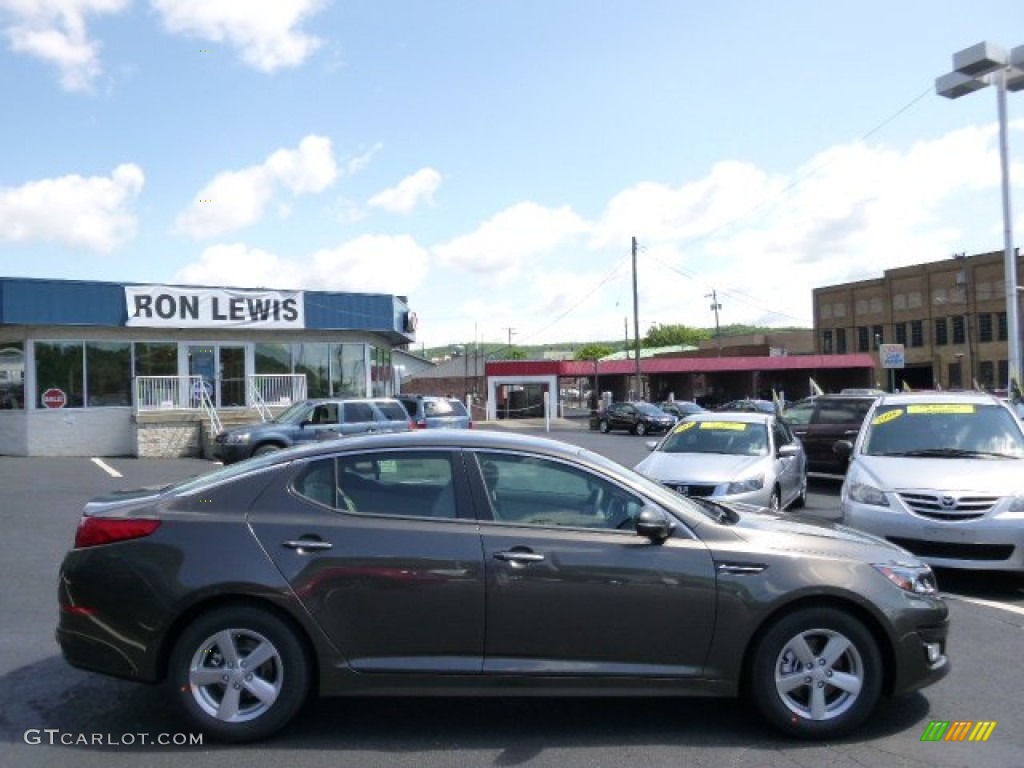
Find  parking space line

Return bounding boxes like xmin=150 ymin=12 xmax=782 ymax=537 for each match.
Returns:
xmin=90 ymin=458 xmax=123 ymax=478
xmin=944 ymin=593 xmax=1024 ymax=617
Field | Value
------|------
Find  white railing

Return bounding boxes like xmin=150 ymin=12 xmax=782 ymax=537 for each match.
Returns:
xmin=196 ymin=383 xmax=222 ymax=435
xmin=135 ymin=374 xmax=307 ymax=413
xmin=248 ymin=374 xmax=307 ymax=410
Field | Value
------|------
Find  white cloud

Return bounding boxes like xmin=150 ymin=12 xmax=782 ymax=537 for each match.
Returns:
xmin=173 ymin=235 xmax=431 ymax=297
xmin=151 ymin=0 xmax=325 ymax=72
xmin=433 ymin=202 xmax=589 ymax=278
xmin=175 ymin=135 xmax=338 ymax=238
xmin=0 ymin=0 xmax=128 ymax=91
xmin=346 ymin=143 xmax=383 ymax=175
xmin=368 ymin=168 xmax=443 ymax=214
xmin=174 ymin=243 xmax=303 ymax=288
xmin=0 ymin=163 xmax=143 ymax=252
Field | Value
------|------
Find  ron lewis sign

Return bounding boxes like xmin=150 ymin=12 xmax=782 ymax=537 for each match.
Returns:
xmin=125 ymin=285 xmax=305 ymax=329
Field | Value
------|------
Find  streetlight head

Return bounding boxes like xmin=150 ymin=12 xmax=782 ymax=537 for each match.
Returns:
xmin=953 ymin=42 xmax=1008 ymax=77
xmin=936 ymin=71 xmax=987 ymax=99
xmin=1007 ymin=67 xmax=1024 ymax=93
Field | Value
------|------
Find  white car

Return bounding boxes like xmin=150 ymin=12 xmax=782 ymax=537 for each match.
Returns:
xmin=634 ymin=412 xmax=807 ymax=511
xmin=838 ymin=391 xmax=1024 ymax=571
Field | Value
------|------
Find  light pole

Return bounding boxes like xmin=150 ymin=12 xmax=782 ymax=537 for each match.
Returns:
xmin=936 ymin=41 xmax=1024 ymax=394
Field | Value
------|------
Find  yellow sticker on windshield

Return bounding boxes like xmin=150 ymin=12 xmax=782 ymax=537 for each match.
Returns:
xmin=907 ymin=404 xmax=976 ymax=415
xmin=673 ymin=421 xmax=697 ymax=433
xmin=698 ymin=422 xmax=747 ymax=431
xmin=871 ymin=409 xmax=903 ymax=426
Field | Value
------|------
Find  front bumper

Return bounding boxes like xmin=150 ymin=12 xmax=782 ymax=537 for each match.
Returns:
xmin=842 ymin=500 xmax=1024 ymax=571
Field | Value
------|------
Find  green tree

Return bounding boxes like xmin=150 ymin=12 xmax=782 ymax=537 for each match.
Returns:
xmin=643 ymin=323 xmax=710 ymax=348
xmin=503 ymin=347 xmax=527 ymax=360
xmin=574 ymin=343 xmax=614 ymax=361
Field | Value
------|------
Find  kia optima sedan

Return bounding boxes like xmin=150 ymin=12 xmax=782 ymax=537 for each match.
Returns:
xmin=635 ymin=412 xmax=808 ymax=511
xmin=58 ymin=430 xmax=948 ymax=743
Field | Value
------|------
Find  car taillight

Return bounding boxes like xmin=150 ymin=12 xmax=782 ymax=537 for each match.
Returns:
xmin=74 ymin=518 xmax=161 ymax=549
xmin=468 ymin=421 xmax=474 ymax=429
xmin=414 ymin=419 xmax=427 ymax=429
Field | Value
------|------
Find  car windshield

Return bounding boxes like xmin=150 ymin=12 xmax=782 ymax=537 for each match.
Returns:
xmin=658 ymin=420 xmax=768 ymax=456
xmin=273 ymin=401 xmax=315 ymax=425
xmin=863 ymin=403 xmax=1024 ymax=458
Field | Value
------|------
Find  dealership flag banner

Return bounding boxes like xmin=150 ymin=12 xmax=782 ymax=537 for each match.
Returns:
xmin=125 ymin=286 xmax=305 ymax=329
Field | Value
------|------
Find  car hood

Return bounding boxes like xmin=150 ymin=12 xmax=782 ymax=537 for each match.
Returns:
xmin=635 ymin=451 xmax=764 ymax=481
xmin=726 ymin=506 xmax=918 ymax=563
xmin=853 ymin=455 xmax=1024 ymax=492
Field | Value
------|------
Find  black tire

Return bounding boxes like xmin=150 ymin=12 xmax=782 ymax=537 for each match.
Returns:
xmin=167 ymin=605 xmax=310 ymax=743
xmin=252 ymin=444 xmax=282 ymax=457
xmin=635 ymin=423 xmax=648 ymax=436
xmin=599 ymin=420 xmax=610 ymax=434
xmin=749 ymin=607 xmax=882 ymax=739
xmin=769 ymin=488 xmax=781 ymax=512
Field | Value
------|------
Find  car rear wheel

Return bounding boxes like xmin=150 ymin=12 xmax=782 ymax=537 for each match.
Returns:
xmin=252 ymin=444 xmax=281 ymax=457
xmin=168 ymin=606 xmax=310 ymax=742
xmin=790 ymin=477 xmax=808 ymax=509
xmin=635 ymin=423 xmax=647 ymax=436
xmin=599 ymin=420 xmax=610 ymax=434
xmin=768 ymin=488 xmax=781 ymax=512
xmin=749 ymin=607 xmax=882 ymax=738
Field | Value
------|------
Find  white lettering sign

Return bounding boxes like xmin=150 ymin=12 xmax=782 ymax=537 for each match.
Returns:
xmin=125 ymin=286 xmax=305 ymax=329
xmin=879 ymin=343 xmax=905 ymax=369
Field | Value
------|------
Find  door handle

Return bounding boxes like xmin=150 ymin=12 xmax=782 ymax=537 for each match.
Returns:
xmin=493 ymin=550 xmax=545 ymax=565
xmin=282 ymin=538 xmax=333 ymax=553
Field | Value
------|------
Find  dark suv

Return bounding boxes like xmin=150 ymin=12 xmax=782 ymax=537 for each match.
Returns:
xmin=782 ymin=394 xmax=879 ymax=474
xmin=595 ymin=401 xmax=677 ymax=436
xmin=397 ymin=394 xmax=473 ymax=429
xmin=215 ymin=397 xmax=412 ymax=463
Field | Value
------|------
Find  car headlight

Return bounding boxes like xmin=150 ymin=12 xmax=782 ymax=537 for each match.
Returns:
xmin=225 ymin=432 xmax=251 ymax=445
xmin=873 ymin=563 xmax=938 ymax=595
xmin=726 ymin=475 xmax=764 ymax=494
xmin=846 ymin=480 xmax=889 ymax=507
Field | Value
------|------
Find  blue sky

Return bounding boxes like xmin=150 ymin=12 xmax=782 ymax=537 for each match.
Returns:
xmin=1 ymin=1 xmax=1023 ymax=350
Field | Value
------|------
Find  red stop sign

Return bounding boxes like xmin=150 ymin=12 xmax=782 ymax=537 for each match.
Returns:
xmin=42 ymin=388 xmax=67 ymax=409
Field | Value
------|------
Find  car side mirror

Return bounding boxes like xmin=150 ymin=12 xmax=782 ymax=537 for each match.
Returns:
xmin=645 ymin=440 xmax=658 ymax=451
xmin=778 ymin=443 xmax=799 ymax=457
xmin=635 ymin=506 xmax=674 ymax=543
xmin=833 ymin=440 xmax=853 ymax=458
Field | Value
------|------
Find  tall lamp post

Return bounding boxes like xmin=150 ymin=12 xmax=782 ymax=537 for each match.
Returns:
xmin=936 ymin=41 xmax=1024 ymax=394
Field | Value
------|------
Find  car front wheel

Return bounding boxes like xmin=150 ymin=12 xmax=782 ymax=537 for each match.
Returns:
xmin=168 ymin=606 xmax=310 ymax=742
xmin=252 ymin=444 xmax=282 ymax=457
xmin=599 ymin=420 xmax=610 ymax=434
xmin=635 ymin=422 xmax=647 ymax=436
xmin=749 ymin=607 xmax=882 ymax=738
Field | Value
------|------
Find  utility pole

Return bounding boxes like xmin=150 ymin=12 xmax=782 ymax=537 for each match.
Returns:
xmin=706 ymin=289 xmax=722 ymax=356
xmin=502 ymin=327 xmax=516 ymax=356
xmin=632 ymin=236 xmax=642 ymax=399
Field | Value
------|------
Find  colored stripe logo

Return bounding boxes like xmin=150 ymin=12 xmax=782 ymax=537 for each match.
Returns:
xmin=921 ymin=721 xmax=996 ymax=742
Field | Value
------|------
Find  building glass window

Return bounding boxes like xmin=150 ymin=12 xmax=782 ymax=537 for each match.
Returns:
xmin=870 ymin=297 xmax=883 ymax=314
xmin=86 ymin=342 xmax=131 ymax=406
xmin=857 ymin=326 xmax=869 ymax=352
xmin=979 ymin=361 xmax=995 ymax=391
xmin=294 ymin=343 xmax=330 ymax=399
xmin=0 ymin=341 xmax=25 ymax=409
xmin=910 ymin=320 xmax=924 ymax=348
xmin=822 ymin=330 xmax=833 ymax=354
xmin=998 ymin=312 xmax=1007 ymax=341
xmin=934 ymin=318 xmax=948 ymax=346
xmin=836 ymin=328 xmax=847 ymax=354
xmin=134 ymin=342 xmax=177 ymax=376
xmin=998 ymin=360 xmax=1008 ymax=388
xmin=254 ymin=343 xmax=291 ymax=374
xmin=369 ymin=345 xmax=393 ymax=397
xmin=893 ymin=294 xmax=906 ymax=311
xmin=35 ymin=341 xmax=84 ymax=408
xmin=952 ymin=316 xmax=966 ymax=345
xmin=332 ymin=343 xmax=367 ymax=397
xmin=977 ymin=313 xmax=993 ymax=343
xmin=894 ymin=323 xmax=907 ymax=345
xmin=872 ymin=325 xmax=883 ymax=348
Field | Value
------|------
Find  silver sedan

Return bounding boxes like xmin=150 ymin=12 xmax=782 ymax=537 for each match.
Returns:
xmin=634 ymin=411 xmax=808 ymax=511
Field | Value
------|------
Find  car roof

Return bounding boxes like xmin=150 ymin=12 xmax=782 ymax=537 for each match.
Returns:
xmin=873 ymin=391 xmax=1004 ymax=407
xmin=686 ymin=411 xmax=773 ymax=424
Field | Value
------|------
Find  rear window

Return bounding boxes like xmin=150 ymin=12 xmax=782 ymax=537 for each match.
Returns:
xmin=343 ymin=402 xmax=375 ymax=423
xmin=815 ymin=399 xmax=872 ymax=425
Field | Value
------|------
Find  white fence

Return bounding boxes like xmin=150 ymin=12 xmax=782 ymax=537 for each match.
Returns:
xmin=135 ymin=374 xmax=307 ymax=412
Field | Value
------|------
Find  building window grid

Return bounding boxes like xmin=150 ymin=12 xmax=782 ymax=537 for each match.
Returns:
xmin=857 ymin=326 xmax=869 ymax=352
xmin=977 ymin=313 xmax=993 ymax=343
xmin=935 ymin=317 xmax=948 ymax=346
xmin=952 ymin=316 xmax=966 ymax=345
xmin=910 ymin=320 xmax=924 ymax=348
xmin=894 ymin=323 xmax=907 ymax=346
xmin=836 ymin=328 xmax=847 ymax=354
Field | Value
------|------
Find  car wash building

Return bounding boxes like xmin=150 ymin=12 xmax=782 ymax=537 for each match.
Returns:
xmin=0 ymin=277 xmax=417 ymax=457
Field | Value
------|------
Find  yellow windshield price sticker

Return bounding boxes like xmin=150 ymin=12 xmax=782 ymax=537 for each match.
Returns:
xmin=907 ymin=404 xmax=976 ymax=415
xmin=699 ymin=422 xmax=747 ymax=431
xmin=871 ymin=409 xmax=903 ymax=426
xmin=673 ymin=421 xmax=697 ymax=433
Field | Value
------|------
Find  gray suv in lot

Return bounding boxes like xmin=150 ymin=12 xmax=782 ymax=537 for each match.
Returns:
xmin=783 ymin=394 xmax=879 ymax=474
xmin=214 ymin=397 xmax=411 ymax=463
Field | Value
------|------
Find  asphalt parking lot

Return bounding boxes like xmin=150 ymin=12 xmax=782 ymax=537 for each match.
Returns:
xmin=2 ymin=427 xmax=1023 ymax=768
